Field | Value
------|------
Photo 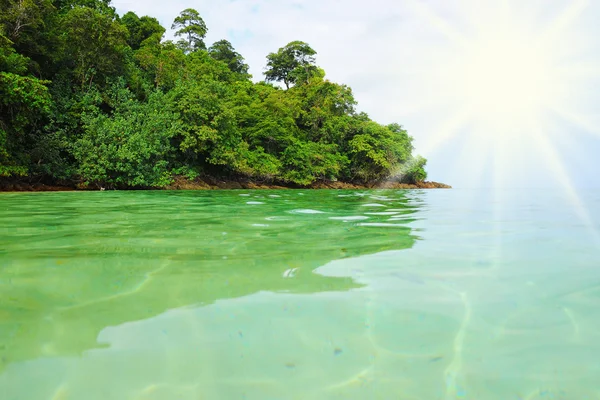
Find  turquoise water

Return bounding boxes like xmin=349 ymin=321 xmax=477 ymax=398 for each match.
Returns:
xmin=1 ymin=189 xmax=599 ymax=399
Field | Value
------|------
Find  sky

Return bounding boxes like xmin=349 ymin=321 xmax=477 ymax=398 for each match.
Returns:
xmin=112 ymin=0 xmax=600 ymax=189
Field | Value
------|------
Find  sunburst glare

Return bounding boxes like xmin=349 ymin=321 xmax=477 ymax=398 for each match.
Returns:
xmin=409 ymin=1 xmax=592 ymax=160
xmin=402 ymin=0 xmax=599 ymax=239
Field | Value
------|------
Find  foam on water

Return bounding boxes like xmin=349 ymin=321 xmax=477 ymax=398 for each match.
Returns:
xmin=288 ymin=209 xmax=326 ymax=214
xmin=328 ymin=216 xmax=370 ymax=221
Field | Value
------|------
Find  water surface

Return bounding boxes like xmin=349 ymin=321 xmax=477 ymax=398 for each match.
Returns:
xmin=1 ymin=189 xmax=599 ymax=399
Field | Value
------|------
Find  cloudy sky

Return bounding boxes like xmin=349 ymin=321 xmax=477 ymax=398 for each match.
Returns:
xmin=112 ymin=0 xmax=600 ymax=189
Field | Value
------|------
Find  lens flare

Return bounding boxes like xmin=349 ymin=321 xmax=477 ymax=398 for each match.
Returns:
xmin=401 ymin=0 xmax=598 ymax=240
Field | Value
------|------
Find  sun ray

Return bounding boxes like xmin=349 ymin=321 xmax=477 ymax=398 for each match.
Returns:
xmin=417 ymin=106 xmax=472 ymax=158
xmin=459 ymin=0 xmax=511 ymax=33
xmin=555 ymin=62 xmax=600 ymax=80
xmin=539 ymin=0 xmax=590 ymax=43
xmin=547 ymin=106 xmax=600 ymax=140
xmin=461 ymin=128 xmax=494 ymax=189
xmin=490 ymin=135 xmax=507 ymax=272
xmin=528 ymin=121 xmax=600 ymax=244
xmin=401 ymin=0 xmax=597 ymax=228
xmin=405 ymin=0 xmax=467 ymax=47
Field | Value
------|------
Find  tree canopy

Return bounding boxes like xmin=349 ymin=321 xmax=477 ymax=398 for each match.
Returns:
xmin=0 ymin=2 xmax=428 ymax=189
xmin=171 ymin=8 xmax=208 ymax=52
xmin=264 ymin=41 xmax=319 ymax=89
xmin=209 ymin=39 xmax=249 ymax=75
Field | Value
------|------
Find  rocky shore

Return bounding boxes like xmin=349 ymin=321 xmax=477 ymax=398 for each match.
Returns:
xmin=0 ymin=177 xmax=451 ymax=192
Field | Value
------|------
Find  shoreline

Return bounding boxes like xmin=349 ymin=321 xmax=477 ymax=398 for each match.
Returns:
xmin=0 ymin=178 xmax=451 ymax=192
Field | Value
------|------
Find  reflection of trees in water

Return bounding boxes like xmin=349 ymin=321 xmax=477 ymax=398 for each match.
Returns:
xmin=0 ymin=190 xmax=423 ymax=371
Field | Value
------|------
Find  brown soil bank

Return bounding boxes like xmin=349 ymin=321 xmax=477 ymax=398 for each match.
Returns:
xmin=0 ymin=177 xmax=451 ymax=192
xmin=0 ymin=182 xmax=75 ymax=192
xmin=165 ymin=177 xmax=451 ymax=190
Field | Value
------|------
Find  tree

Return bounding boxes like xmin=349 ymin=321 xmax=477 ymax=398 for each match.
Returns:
xmin=53 ymin=0 xmax=116 ymax=15
xmin=0 ymin=1 xmax=429 ymax=188
xmin=345 ymin=119 xmax=415 ymax=183
xmin=60 ymin=6 xmax=128 ymax=90
xmin=291 ymin=79 xmax=356 ymax=143
xmin=0 ymin=0 xmax=55 ymax=74
xmin=208 ymin=39 xmax=249 ymax=75
xmin=171 ymin=8 xmax=207 ymax=52
xmin=0 ymin=33 xmax=51 ymax=177
xmin=264 ymin=41 xmax=318 ymax=89
xmin=73 ymin=81 xmax=181 ymax=188
xmin=280 ymin=140 xmax=346 ymax=185
xmin=0 ymin=0 xmax=53 ymax=42
xmin=121 ymin=12 xmax=165 ymax=50
xmin=395 ymin=155 xmax=427 ymax=184
xmin=135 ymin=40 xmax=186 ymax=90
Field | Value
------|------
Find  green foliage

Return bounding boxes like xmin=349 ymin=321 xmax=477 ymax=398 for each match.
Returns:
xmin=0 ymin=127 xmax=28 ymax=177
xmin=72 ymin=82 xmax=181 ymax=188
xmin=59 ymin=6 xmax=128 ymax=90
xmin=291 ymin=79 xmax=357 ymax=143
xmin=121 ymin=12 xmax=165 ymax=50
xmin=0 ymin=0 xmax=54 ymax=43
xmin=264 ymin=41 xmax=318 ymax=89
xmin=135 ymin=40 xmax=186 ymax=90
xmin=280 ymin=140 xmax=347 ymax=185
xmin=0 ymin=72 xmax=50 ymax=130
xmin=0 ymin=36 xmax=28 ymax=74
xmin=208 ymin=39 xmax=249 ymax=75
xmin=172 ymin=75 xmax=238 ymax=164
xmin=54 ymin=0 xmax=116 ymax=16
xmin=397 ymin=155 xmax=428 ymax=184
xmin=172 ymin=8 xmax=207 ymax=52
xmin=171 ymin=165 xmax=200 ymax=180
xmin=0 ymin=4 xmax=429 ymax=188
xmin=0 ymin=63 xmax=51 ymax=176
xmin=241 ymin=147 xmax=281 ymax=180
xmin=346 ymin=120 xmax=414 ymax=183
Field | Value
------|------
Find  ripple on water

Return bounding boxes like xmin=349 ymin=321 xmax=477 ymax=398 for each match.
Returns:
xmin=364 ymin=212 xmax=400 ymax=216
xmin=369 ymin=195 xmax=394 ymax=201
xmin=388 ymin=216 xmax=420 ymax=221
xmin=357 ymin=223 xmax=408 ymax=227
xmin=360 ymin=203 xmax=386 ymax=207
xmin=328 ymin=216 xmax=370 ymax=221
xmin=265 ymin=216 xmax=289 ymax=221
xmin=246 ymin=201 xmax=265 ymax=205
xmin=288 ymin=209 xmax=326 ymax=214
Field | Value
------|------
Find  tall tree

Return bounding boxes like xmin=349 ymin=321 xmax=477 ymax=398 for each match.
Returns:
xmin=171 ymin=8 xmax=207 ymax=52
xmin=264 ymin=41 xmax=317 ymax=89
xmin=208 ymin=39 xmax=249 ymax=75
xmin=0 ymin=2 xmax=428 ymax=188
xmin=60 ymin=6 xmax=128 ymax=90
xmin=135 ymin=40 xmax=186 ymax=89
xmin=121 ymin=12 xmax=165 ymax=50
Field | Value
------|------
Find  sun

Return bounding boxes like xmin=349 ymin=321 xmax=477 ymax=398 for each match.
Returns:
xmin=457 ymin=30 xmax=553 ymax=126
xmin=402 ymin=0 xmax=599 ymax=239
xmin=427 ymin=2 xmax=567 ymax=143
xmin=404 ymin=0 xmax=595 ymax=172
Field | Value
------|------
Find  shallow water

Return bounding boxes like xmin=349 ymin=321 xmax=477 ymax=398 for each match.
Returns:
xmin=1 ymin=189 xmax=599 ymax=399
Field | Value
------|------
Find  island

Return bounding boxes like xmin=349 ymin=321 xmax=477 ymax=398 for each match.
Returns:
xmin=0 ymin=3 xmax=449 ymax=191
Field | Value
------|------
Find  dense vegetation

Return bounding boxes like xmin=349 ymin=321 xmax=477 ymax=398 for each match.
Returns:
xmin=0 ymin=0 xmax=428 ymax=189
